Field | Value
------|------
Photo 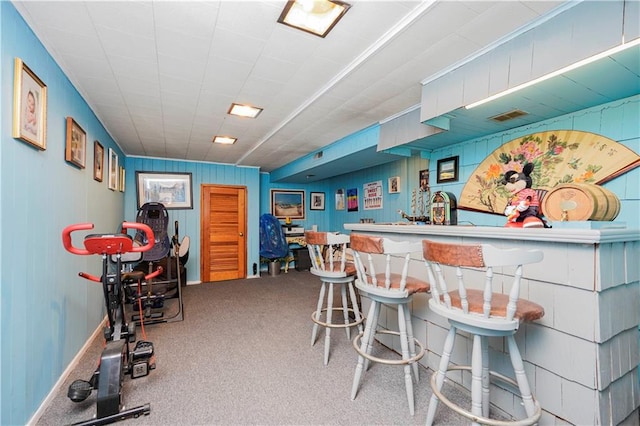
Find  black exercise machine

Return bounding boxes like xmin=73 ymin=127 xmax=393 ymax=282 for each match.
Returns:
xmin=62 ymin=222 xmax=162 ymax=426
xmin=128 ymin=202 xmax=187 ymax=325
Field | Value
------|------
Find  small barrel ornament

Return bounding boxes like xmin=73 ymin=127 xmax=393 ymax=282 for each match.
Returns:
xmin=542 ymin=183 xmax=620 ymax=221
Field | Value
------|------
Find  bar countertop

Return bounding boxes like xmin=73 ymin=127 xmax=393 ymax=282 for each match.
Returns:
xmin=343 ymin=222 xmax=640 ymax=244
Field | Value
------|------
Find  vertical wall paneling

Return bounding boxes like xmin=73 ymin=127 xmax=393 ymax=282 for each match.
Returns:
xmin=124 ymin=157 xmax=260 ymax=284
xmin=1 ymin=3 xmax=125 ymax=424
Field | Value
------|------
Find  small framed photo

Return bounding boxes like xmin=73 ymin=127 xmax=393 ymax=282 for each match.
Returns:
xmin=136 ymin=171 xmax=193 ymax=209
xmin=271 ymin=189 xmax=305 ymax=219
xmin=419 ymin=169 xmax=429 ymax=191
xmin=108 ymin=148 xmax=119 ymax=191
xmin=119 ymin=167 xmax=126 ymax=192
xmin=12 ymin=58 xmax=47 ymax=150
xmin=65 ymin=117 xmax=86 ymax=168
xmin=388 ymin=176 xmax=400 ymax=193
xmin=437 ymin=156 xmax=459 ymax=183
xmin=335 ymin=189 xmax=345 ymax=210
xmin=93 ymin=141 xmax=104 ymax=182
xmin=310 ymin=192 xmax=325 ymax=210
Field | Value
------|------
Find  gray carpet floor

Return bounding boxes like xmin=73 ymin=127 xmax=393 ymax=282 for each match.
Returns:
xmin=36 ymin=270 xmax=474 ymax=425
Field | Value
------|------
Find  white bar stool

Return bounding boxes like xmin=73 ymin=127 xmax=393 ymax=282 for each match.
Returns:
xmin=349 ymin=233 xmax=430 ymax=416
xmin=306 ymin=231 xmax=364 ymax=365
xmin=422 ymin=239 xmax=544 ymax=426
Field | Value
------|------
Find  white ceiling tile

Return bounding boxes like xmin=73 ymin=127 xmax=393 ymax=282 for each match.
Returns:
xmin=152 ymin=1 xmax=220 ymax=39
xmin=12 ymin=0 xmax=597 ymax=176
xmin=158 ymin=54 xmax=207 ymax=82
xmin=87 ymin=2 xmax=154 ymax=38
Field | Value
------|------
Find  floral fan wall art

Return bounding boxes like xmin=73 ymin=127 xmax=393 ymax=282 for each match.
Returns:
xmin=459 ymin=130 xmax=640 ymax=215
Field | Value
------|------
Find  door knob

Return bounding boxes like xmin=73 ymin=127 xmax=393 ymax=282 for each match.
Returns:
xmin=239 ymin=232 xmax=244 ymax=236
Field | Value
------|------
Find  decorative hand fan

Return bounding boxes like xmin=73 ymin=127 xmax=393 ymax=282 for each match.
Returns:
xmin=459 ymin=130 xmax=640 ymax=215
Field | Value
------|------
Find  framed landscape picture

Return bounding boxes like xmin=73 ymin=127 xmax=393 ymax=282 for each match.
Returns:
xmin=136 ymin=171 xmax=193 ymax=209
xmin=437 ymin=156 xmax=459 ymax=183
xmin=271 ymin=189 xmax=305 ymax=219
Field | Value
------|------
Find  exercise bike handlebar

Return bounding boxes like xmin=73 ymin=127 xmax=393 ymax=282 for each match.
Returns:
xmin=78 ymin=266 xmax=163 ymax=283
xmin=62 ymin=222 xmax=156 ymax=255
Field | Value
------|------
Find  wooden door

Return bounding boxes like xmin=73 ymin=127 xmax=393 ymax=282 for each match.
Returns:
xmin=200 ymin=184 xmax=247 ymax=282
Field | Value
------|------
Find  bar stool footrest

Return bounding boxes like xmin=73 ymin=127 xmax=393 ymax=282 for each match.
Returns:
xmin=353 ymin=330 xmax=425 ymax=366
xmin=430 ymin=365 xmax=541 ymax=426
xmin=311 ymin=308 xmax=365 ymax=329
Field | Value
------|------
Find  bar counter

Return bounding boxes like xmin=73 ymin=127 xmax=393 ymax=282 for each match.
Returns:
xmin=343 ymin=222 xmax=640 ymax=425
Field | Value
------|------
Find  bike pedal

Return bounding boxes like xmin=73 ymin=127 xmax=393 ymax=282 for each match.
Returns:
xmin=132 ymin=340 xmax=154 ymax=359
xmin=68 ymin=379 xmax=92 ymax=402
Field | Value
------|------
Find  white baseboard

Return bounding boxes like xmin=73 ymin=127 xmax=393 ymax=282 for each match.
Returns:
xmin=27 ymin=317 xmax=107 ymax=426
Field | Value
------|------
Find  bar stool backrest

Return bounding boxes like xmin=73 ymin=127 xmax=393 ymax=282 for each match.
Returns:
xmin=422 ymin=239 xmax=543 ymax=329
xmin=305 ymin=231 xmax=352 ymax=278
xmin=350 ymin=233 xmax=424 ymax=298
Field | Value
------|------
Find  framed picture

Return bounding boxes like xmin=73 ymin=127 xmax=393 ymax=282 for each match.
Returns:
xmin=310 ymin=192 xmax=325 ymax=210
xmin=388 ymin=176 xmax=400 ymax=193
xmin=347 ymin=188 xmax=358 ymax=212
xmin=136 ymin=172 xmax=193 ymax=209
xmin=335 ymin=189 xmax=345 ymax=210
xmin=437 ymin=156 xmax=459 ymax=183
xmin=419 ymin=169 xmax=430 ymax=191
xmin=93 ymin=141 xmax=104 ymax=182
xmin=65 ymin=117 xmax=86 ymax=168
xmin=108 ymin=148 xmax=118 ymax=191
xmin=12 ymin=58 xmax=47 ymax=150
xmin=119 ymin=167 xmax=126 ymax=192
xmin=271 ymin=189 xmax=305 ymax=220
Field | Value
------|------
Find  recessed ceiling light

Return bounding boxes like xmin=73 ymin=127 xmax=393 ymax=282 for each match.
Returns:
xmin=213 ymin=136 xmax=237 ymax=145
xmin=228 ymin=103 xmax=263 ymax=118
xmin=277 ymin=0 xmax=351 ymax=38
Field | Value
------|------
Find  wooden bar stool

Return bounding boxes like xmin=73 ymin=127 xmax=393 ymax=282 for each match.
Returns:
xmin=422 ymin=239 xmax=544 ymax=426
xmin=305 ymin=231 xmax=364 ymax=365
xmin=349 ymin=233 xmax=430 ymax=416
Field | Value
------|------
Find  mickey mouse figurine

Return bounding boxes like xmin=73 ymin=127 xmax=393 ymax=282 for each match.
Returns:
xmin=502 ymin=163 xmax=545 ymax=228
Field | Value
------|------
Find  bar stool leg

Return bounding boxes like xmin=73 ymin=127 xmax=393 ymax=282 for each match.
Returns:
xmin=426 ymin=326 xmax=457 ymax=426
xmin=507 ymin=335 xmax=536 ymax=417
xmin=347 ymin=282 xmax=364 ymax=335
xmin=481 ymin=337 xmax=490 ymax=418
xmin=471 ymin=335 xmax=483 ymax=423
xmin=363 ymin=301 xmax=380 ymax=372
xmin=398 ymin=303 xmax=415 ymax=416
xmin=404 ymin=304 xmax=420 ymax=381
xmin=351 ymin=300 xmax=379 ymax=400
xmin=340 ymin=284 xmax=351 ymax=340
xmin=311 ymin=282 xmax=327 ymax=346
xmin=324 ymin=283 xmax=334 ymax=366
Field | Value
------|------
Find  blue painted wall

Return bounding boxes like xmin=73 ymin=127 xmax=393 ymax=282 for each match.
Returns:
xmin=262 ymin=95 xmax=639 ymax=232
xmin=1 ymin=1 xmax=639 ymax=424
xmin=124 ymin=157 xmax=261 ymax=283
xmin=1 ymin=3 xmax=126 ymax=424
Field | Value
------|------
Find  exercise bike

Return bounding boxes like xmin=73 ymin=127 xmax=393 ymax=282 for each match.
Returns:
xmin=62 ymin=222 xmax=162 ymax=426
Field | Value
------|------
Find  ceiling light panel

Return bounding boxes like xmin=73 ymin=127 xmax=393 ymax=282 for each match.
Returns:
xmin=213 ymin=136 xmax=237 ymax=145
xmin=278 ymin=0 xmax=351 ymax=38
xmin=228 ymin=103 xmax=263 ymax=118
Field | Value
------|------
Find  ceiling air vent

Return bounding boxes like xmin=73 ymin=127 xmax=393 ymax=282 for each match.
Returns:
xmin=314 ymin=151 xmax=323 ymax=159
xmin=490 ymin=109 xmax=528 ymax=122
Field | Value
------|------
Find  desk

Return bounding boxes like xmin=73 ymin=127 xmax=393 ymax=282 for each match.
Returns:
xmin=344 ymin=223 xmax=640 ymax=425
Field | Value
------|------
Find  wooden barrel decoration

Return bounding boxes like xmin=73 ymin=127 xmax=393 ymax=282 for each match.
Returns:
xmin=542 ymin=183 xmax=621 ymax=221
